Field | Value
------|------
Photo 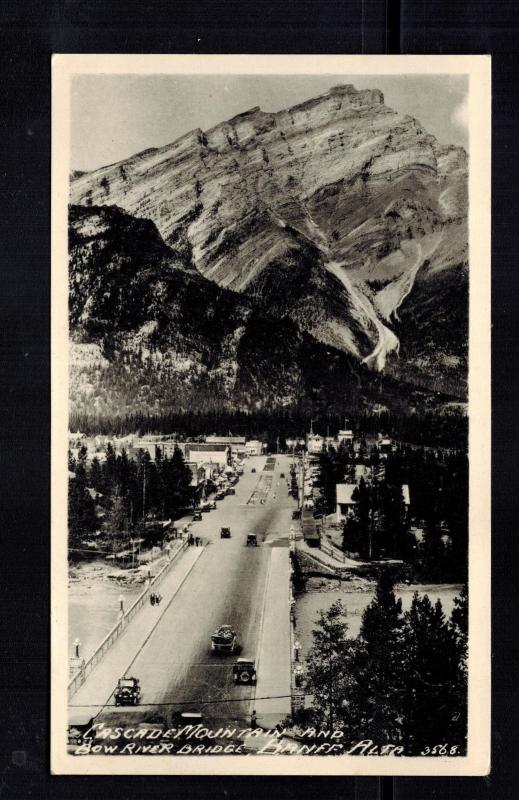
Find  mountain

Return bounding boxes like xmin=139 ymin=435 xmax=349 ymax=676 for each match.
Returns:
xmin=69 ymin=204 xmax=454 ymax=422
xmin=69 ymin=84 xmax=468 ymax=404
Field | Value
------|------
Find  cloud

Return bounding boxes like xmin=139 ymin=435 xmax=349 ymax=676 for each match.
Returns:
xmin=451 ymin=95 xmax=469 ymax=131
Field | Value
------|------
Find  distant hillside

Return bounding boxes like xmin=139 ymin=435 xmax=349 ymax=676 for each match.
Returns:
xmin=68 ymin=204 xmax=456 ymax=422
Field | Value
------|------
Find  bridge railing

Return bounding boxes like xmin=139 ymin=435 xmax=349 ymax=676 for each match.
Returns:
xmin=68 ymin=539 xmax=189 ymax=699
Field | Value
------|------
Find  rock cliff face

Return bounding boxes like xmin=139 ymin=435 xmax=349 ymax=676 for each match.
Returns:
xmin=70 ymin=84 xmax=468 ymax=396
xmin=69 ymin=205 xmax=453 ymax=422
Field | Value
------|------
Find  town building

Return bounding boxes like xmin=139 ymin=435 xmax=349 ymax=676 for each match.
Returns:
xmin=337 ymin=429 xmax=354 ymax=445
xmin=335 ymin=483 xmax=358 ymax=521
xmin=245 ymin=440 xmax=264 ymax=456
xmin=181 ymin=442 xmax=231 ymax=467
xmin=307 ymin=433 xmax=324 ymax=454
xmin=206 ymin=435 xmax=246 ymax=446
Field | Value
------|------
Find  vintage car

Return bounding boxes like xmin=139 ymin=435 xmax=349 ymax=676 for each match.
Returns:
xmin=209 ymin=500 xmax=217 ymax=510
xmin=246 ymin=533 xmax=258 ymax=546
xmin=220 ymin=526 xmax=231 ymax=539
xmin=227 ymin=487 xmax=236 ymax=495
xmin=211 ymin=624 xmax=237 ymax=653
xmin=292 ymin=509 xmax=301 ymax=520
xmin=233 ymin=658 xmax=257 ymax=685
xmin=251 ymin=467 xmax=256 ymax=473
xmin=67 ymin=710 xmax=95 ymax=749
xmin=280 ymin=472 xmax=285 ymax=478
xmin=114 ymin=676 xmax=141 ymax=706
xmin=215 ymin=491 xmax=226 ymax=501
xmin=192 ymin=509 xmax=203 ymax=521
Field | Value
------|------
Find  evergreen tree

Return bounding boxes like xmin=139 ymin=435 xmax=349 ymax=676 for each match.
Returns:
xmin=89 ymin=456 xmax=104 ymax=494
xmin=348 ymin=477 xmax=372 ymax=559
xmin=451 ymin=584 xmax=468 ymax=649
xmin=163 ymin=446 xmax=193 ymax=516
xmin=103 ymin=442 xmax=117 ymax=492
xmin=106 ymin=486 xmax=129 ymax=539
xmin=306 ymin=600 xmax=355 ymax=731
xmin=68 ymin=471 xmax=97 ymax=553
xmin=420 ymin=519 xmax=448 ymax=581
xmin=379 ymin=482 xmax=412 ymax=559
xmin=401 ymin=594 xmax=467 ymax=754
xmin=346 ymin=571 xmax=405 ymax=743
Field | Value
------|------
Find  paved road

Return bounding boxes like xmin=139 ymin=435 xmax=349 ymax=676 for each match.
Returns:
xmin=87 ymin=454 xmax=296 ymax=736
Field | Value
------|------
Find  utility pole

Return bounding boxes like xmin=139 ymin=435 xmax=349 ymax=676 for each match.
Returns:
xmin=142 ymin=458 xmax=147 ymax=519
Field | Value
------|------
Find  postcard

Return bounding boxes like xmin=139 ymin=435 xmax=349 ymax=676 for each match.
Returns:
xmin=51 ymin=53 xmax=491 ymax=775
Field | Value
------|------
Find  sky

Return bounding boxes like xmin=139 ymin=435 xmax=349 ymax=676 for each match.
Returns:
xmin=71 ymin=74 xmax=468 ymax=173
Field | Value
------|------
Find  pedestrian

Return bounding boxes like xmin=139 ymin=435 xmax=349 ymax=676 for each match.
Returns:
xmin=156 ymin=593 xmax=162 ymax=605
xmin=150 ymin=593 xmax=155 ymax=606
xmin=195 ymin=536 xmax=199 ymax=547
xmin=251 ymin=709 xmax=258 ymax=729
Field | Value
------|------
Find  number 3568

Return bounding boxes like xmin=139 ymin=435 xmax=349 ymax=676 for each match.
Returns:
xmin=421 ymin=745 xmax=460 ymax=756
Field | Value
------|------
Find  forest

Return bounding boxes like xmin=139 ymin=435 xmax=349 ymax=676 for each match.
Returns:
xmin=318 ymin=442 xmax=468 ymax=581
xmin=68 ymin=444 xmax=193 ymax=559
xmin=305 ymin=573 xmax=468 ymax=755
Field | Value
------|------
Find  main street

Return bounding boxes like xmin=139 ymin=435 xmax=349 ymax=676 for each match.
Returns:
xmin=70 ymin=453 xmax=296 ymax=742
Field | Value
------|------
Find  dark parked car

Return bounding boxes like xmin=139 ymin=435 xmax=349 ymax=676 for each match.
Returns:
xmin=227 ymin=487 xmax=236 ymax=495
xmin=251 ymin=467 xmax=256 ymax=473
xmin=215 ymin=491 xmax=225 ymax=500
xmin=280 ymin=472 xmax=285 ymax=478
xmin=246 ymin=533 xmax=258 ymax=546
xmin=292 ymin=509 xmax=301 ymax=520
xmin=233 ymin=658 xmax=257 ymax=685
xmin=192 ymin=509 xmax=202 ymax=521
xmin=220 ymin=527 xmax=231 ymax=539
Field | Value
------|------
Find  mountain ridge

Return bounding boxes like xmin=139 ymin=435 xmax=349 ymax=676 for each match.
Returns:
xmin=69 ymin=84 xmax=468 ymax=401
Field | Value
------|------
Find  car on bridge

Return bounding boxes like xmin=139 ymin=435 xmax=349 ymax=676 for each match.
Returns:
xmin=215 ymin=490 xmax=226 ymax=501
xmin=67 ymin=710 xmax=95 ymax=750
xmin=220 ymin=526 xmax=231 ymax=539
xmin=114 ymin=676 xmax=141 ymax=706
xmin=233 ymin=658 xmax=257 ymax=685
xmin=246 ymin=533 xmax=258 ymax=546
xmin=211 ymin=624 xmax=237 ymax=654
xmin=192 ymin=509 xmax=202 ymax=521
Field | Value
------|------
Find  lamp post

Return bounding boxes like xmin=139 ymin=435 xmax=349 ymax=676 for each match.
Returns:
xmin=294 ymin=639 xmax=301 ymax=662
xmin=74 ymin=637 xmax=81 ymax=658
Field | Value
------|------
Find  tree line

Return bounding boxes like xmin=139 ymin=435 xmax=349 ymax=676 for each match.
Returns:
xmin=305 ymin=573 xmax=468 ymax=755
xmin=70 ymin=406 xmax=467 ymax=450
xmin=68 ymin=444 xmax=193 ymax=557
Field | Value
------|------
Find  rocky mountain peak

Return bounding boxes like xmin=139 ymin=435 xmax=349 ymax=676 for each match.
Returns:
xmin=70 ymin=84 xmax=467 ymax=397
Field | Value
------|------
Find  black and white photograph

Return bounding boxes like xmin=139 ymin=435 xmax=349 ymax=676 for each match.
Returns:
xmin=51 ymin=54 xmax=491 ymax=776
